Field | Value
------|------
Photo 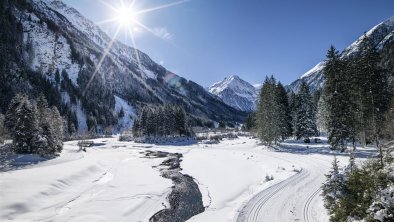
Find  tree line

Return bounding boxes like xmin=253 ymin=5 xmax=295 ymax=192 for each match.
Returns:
xmin=132 ymin=105 xmax=192 ymax=138
xmin=1 ymin=94 xmax=64 ymax=156
xmin=247 ymin=76 xmax=318 ymax=146
xmin=248 ymin=35 xmax=393 ymax=150
xmin=321 ymin=38 xmax=392 ymax=151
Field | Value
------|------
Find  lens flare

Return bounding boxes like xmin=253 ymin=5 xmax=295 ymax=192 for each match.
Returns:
xmin=83 ymin=0 xmax=187 ymax=95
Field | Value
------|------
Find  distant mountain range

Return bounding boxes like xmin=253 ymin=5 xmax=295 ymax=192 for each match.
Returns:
xmin=0 ymin=0 xmax=246 ymax=132
xmin=210 ymin=16 xmax=394 ymax=112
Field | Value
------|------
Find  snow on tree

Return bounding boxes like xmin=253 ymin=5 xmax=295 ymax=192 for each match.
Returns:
xmin=5 ymin=94 xmax=64 ymax=156
xmin=322 ymin=156 xmax=346 ymax=216
xmin=276 ymin=82 xmax=292 ymax=140
xmin=293 ymin=81 xmax=318 ymax=140
xmin=323 ymin=46 xmax=355 ymax=151
xmin=11 ymin=96 xmax=40 ymax=154
xmin=256 ymin=76 xmax=282 ymax=145
xmin=132 ymin=105 xmax=191 ymax=138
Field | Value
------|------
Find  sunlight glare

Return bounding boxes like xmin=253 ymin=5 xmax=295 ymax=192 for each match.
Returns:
xmin=117 ymin=6 xmax=137 ymax=26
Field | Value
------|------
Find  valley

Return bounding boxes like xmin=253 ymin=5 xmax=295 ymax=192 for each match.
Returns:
xmin=0 ymin=136 xmax=362 ymax=222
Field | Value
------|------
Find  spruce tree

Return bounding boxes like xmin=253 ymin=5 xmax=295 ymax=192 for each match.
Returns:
xmin=5 ymin=93 xmax=25 ymax=134
xmin=276 ymin=82 xmax=292 ymax=140
xmin=256 ymin=76 xmax=281 ymax=145
xmin=12 ymin=97 xmax=39 ymax=154
xmin=357 ymin=35 xmax=390 ymax=147
xmin=322 ymin=156 xmax=345 ymax=216
xmin=294 ymin=81 xmax=318 ymax=140
xmin=288 ymin=91 xmax=297 ymax=136
xmin=323 ymin=46 xmax=353 ymax=151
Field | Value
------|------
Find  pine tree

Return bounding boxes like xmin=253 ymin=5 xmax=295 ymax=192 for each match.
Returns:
xmin=256 ymin=76 xmax=281 ymax=145
xmin=244 ymin=112 xmax=257 ymax=131
xmin=383 ymin=98 xmax=394 ymax=139
xmin=33 ymin=95 xmax=64 ymax=155
xmin=358 ymin=35 xmax=390 ymax=147
xmin=276 ymin=82 xmax=292 ymax=140
xmin=294 ymin=81 xmax=318 ymax=140
xmin=5 ymin=93 xmax=25 ymax=134
xmin=12 ymin=97 xmax=40 ymax=154
xmin=288 ymin=91 xmax=297 ymax=136
xmin=323 ymin=46 xmax=354 ymax=151
xmin=322 ymin=156 xmax=345 ymax=216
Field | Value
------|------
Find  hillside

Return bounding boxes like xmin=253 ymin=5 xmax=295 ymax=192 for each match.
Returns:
xmin=0 ymin=0 xmax=246 ymax=134
xmin=288 ymin=16 xmax=394 ymax=93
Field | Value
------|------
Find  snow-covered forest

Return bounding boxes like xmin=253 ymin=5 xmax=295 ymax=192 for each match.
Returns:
xmin=1 ymin=0 xmax=394 ymax=221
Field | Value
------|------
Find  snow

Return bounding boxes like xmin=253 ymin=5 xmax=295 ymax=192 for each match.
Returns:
xmin=289 ymin=16 xmax=394 ymax=93
xmin=74 ymin=101 xmax=88 ymax=132
xmin=20 ymin=9 xmax=81 ymax=85
xmin=114 ymin=96 xmax=136 ymax=131
xmin=300 ymin=61 xmax=326 ymax=79
xmin=182 ymin=138 xmax=298 ymax=221
xmin=208 ymin=75 xmax=259 ymax=111
xmin=1 ymin=136 xmax=366 ymax=221
xmin=0 ymin=139 xmax=172 ymax=221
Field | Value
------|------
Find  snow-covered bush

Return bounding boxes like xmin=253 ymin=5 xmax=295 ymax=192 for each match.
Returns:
xmin=368 ymin=164 xmax=394 ymax=221
xmin=322 ymin=146 xmax=394 ymax=222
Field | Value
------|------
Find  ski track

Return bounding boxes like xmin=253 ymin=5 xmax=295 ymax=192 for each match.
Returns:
xmin=237 ymin=153 xmax=332 ymax=222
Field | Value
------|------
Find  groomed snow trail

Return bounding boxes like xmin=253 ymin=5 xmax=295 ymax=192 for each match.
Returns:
xmin=237 ymin=153 xmax=332 ymax=222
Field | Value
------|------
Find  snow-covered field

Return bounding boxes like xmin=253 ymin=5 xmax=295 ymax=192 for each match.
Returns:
xmin=0 ymin=136 xmax=368 ymax=221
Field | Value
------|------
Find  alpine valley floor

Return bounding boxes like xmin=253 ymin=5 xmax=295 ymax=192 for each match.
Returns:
xmin=0 ymin=136 xmax=376 ymax=221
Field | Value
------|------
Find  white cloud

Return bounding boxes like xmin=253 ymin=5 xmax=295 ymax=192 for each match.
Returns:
xmin=152 ymin=27 xmax=173 ymax=40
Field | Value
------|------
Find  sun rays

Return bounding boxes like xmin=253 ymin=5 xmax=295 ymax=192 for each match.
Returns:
xmin=82 ymin=0 xmax=187 ymax=95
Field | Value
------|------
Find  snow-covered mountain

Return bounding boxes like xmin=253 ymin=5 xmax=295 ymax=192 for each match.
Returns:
xmin=288 ymin=16 xmax=394 ymax=92
xmin=1 ymin=0 xmax=246 ymax=132
xmin=208 ymin=75 xmax=259 ymax=112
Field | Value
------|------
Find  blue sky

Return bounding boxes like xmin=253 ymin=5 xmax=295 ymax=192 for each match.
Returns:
xmin=63 ymin=0 xmax=394 ymax=87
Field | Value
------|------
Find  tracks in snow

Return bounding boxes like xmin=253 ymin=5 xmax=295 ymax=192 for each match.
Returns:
xmin=303 ymin=188 xmax=322 ymax=222
xmin=237 ymin=169 xmax=308 ymax=222
xmin=237 ymin=153 xmax=331 ymax=222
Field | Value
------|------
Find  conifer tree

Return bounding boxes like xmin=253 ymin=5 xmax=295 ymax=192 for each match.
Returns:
xmin=256 ymin=76 xmax=281 ymax=145
xmin=288 ymin=91 xmax=297 ymax=136
xmin=276 ymin=82 xmax=292 ymax=140
xmin=294 ymin=81 xmax=318 ymax=140
xmin=323 ymin=46 xmax=354 ymax=151
xmin=357 ymin=35 xmax=390 ymax=147
xmin=12 ymin=97 xmax=39 ymax=154
xmin=322 ymin=156 xmax=345 ymax=216
xmin=5 ymin=93 xmax=25 ymax=134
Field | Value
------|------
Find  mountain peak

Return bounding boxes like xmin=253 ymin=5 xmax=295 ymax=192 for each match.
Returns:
xmin=208 ymin=75 xmax=258 ymax=112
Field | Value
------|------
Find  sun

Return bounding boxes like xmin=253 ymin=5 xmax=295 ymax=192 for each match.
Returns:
xmin=116 ymin=5 xmax=137 ymax=26
xmin=84 ymin=0 xmax=187 ymax=94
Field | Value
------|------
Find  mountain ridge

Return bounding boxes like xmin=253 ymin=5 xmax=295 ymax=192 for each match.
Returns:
xmin=208 ymin=75 xmax=259 ymax=112
xmin=1 ymin=0 xmax=246 ymax=133
xmin=288 ymin=16 xmax=394 ymax=92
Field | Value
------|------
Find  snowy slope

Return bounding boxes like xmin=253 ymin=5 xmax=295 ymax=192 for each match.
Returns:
xmin=8 ymin=0 xmax=246 ymax=131
xmin=288 ymin=16 xmax=394 ymax=92
xmin=208 ymin=75 xmax=259 ymax=112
